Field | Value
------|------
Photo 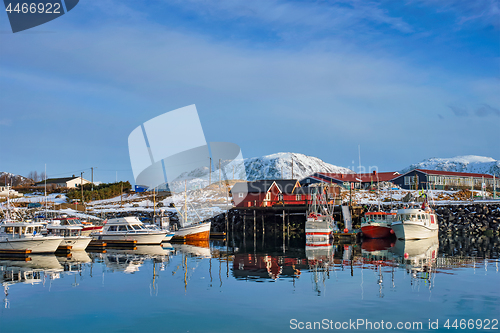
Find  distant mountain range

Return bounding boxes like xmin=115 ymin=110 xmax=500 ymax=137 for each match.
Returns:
xmin=0 ymin=172 xmax=31 ymax=186
xmin=401 ymin=155 xmax=500 ymax=176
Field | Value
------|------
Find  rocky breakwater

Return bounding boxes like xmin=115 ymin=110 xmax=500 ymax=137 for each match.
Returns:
xmin=436 ymin=203 xmax=500 ymax=235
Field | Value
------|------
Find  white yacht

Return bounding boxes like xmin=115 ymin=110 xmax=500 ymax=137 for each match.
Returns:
xmin=46 ymin=224 xmax=92 ymax=251
xmin=391 ymin=207 xmax=438 ymax=240
xmin=92 ymin=216 xmax=167 ymax=245
xmin=0 ymin=222 xmax=63 ymax=253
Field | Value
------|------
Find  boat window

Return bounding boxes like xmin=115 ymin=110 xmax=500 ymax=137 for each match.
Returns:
xmin=131 ymin=225 xmax=142 ymax=230
xmin=108 ymin=226 xmax=117 ymax=232
xmin=417 ymin=214 xmax=421 ymax=220
xmin=27 ymin=227 xmax=33 ymax=234
xmin=118 ymin=226 xmax=127 ymax=232
xmin=4 ymin=226 xmax=13 ymax=233
xmin=126 ymin=225 xmax=134 ymax=231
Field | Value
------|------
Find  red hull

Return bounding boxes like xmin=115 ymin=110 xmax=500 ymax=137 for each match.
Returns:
xmin=361 ymin=225 xmax=392 ymax=239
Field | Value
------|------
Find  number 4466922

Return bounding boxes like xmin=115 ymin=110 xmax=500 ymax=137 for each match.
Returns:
xmin=444 ymin=319 xmax=498 ymax=330
xmin=5 ymin=2 xmax=61 ymax=14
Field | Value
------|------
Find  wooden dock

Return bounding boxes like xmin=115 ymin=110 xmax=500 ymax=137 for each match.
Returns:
xmin=0 ymin=249 xmax=32 ymax=258
xmin=104 ymin=240 xmax=137 ymax=247
xmin=210 ymin=232 xmax=226 ymax=239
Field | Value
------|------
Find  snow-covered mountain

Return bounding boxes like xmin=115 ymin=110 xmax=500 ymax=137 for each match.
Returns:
xmin=401 ymin=155 xmax=500 ymax=175
xmin=244 ymin=152 xmax=354 ymax=180
xmin=168 ymin=152 xmax=353 ymax=192
xmin=0 ymin=172 xmax=31 ymax=186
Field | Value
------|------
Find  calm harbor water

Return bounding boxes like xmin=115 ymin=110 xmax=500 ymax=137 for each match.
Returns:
xmin=1 ymin=235 xmax=499 ymax=333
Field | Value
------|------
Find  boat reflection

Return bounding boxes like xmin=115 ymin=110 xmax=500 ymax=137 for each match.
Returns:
xmin=1 ymin=255 xmax=64 ymax=308
xmin=101 ymin=245 xmax=172 ymax=274
xmin=172 ymin=240 xmax=211 ymax=258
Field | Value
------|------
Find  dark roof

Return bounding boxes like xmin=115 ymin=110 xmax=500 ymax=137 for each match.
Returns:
xmin=393 ymin=169 xmax=495 ymax=179
xmin=315 ymin=172 xmax=400 ymax=183
xmin=414 ymin=169 xmax=494 ymax=178
xmin=231 ymin=179 xmax=299 ymax=194
xmin=35 ymin=177 xmax=78 ymax=185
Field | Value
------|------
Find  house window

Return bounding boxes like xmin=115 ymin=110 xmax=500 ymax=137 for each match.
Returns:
xmin=404 ymin=176 xmax=411 ymax=185
xmin=296 ymin=194 xmax=302 ymax=201
xmin=265 ymin=192 xmax=271 ymax=201
xmin=238 ymin=193 xmax=244 ymax=198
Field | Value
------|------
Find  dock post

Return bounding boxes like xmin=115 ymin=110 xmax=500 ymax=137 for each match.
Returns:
xmin=282 ymin=209 xmax=286 ymax=253
xmin=253 ymin=209 xmax=256 ymax=243
xmin=243 ymin=214 xmax=246 ymax=240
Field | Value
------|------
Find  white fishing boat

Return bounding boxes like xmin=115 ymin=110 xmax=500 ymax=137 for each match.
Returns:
xmin=305 ymin=186 xmax=335 ymax=245
xmin=391 ymin=204 xmax=438 ymax=240
xmin=92 ymin=216 xmax=167 ymax=245
xmin=0 ymin=222 xmax=63 ymax=253
xmin=46 ymin=224 xmax=92 ymax=251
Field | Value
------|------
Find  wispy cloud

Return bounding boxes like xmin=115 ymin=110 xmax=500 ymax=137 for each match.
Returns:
xmin=475 ymin=104 xmax=500 ymax=117
xmin=449 ymin=104 xmax=500 ymax=117
xmin=165 ymin=0 xmax=414 ymax=34
xmin=415 ymin=0 xmax=500 ymax=28
xmin=0 ymin=119 xmax=12 ymax=126
xmin=449 ymin=105 xmax=469 ymax=116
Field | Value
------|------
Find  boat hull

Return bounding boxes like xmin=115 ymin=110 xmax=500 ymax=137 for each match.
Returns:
xmin=361 ymin=225 xmax=393 ymax=239
xmin=172 ymin=222 xmax=211 ymax=241
xmin=59 ymin=236 xmax=92 ymax=251
xmin=391 ymin=222 xmax=438 ymax=240
xmin=0 ymin=236 xmax=62 ymax=253
xmin=93 ymin=232 xmax=167 ymax=245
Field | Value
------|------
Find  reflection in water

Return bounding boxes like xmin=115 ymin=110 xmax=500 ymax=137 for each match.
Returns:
xmin=0 ymin=234 xmax=498 ymax=314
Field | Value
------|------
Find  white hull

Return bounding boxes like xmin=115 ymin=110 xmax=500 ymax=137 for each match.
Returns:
xmin=392 ymin=222 xmax=438 ymax=240
xmin=94 ymin=232 xmax=167 ymax=245
xmin=164 ymin=233 xmax=174 ymax=242
xmin=173 ymin=222 xmax=211 ymax=240
xmin=59 ymin=236 xmax=92 ymax=251
xmin=0 ymin=236 xmax=62 ymax=253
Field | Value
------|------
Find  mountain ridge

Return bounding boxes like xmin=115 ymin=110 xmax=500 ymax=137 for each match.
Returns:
xmin=401 ymin=155 xmax=500 ymax=176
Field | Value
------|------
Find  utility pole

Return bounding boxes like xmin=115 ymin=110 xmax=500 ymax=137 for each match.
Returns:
xmin=291 ymin=157 xmax=294 ymax=180
xmin=494 ymin=174 xmax=496 ymax=199
xmin=209 ymin=157 xmax=212 ymax=185
xmin=219 ymin=159 xmax=221 ymax=189
xmin=91 ymin=167 xmax=94 ymax=192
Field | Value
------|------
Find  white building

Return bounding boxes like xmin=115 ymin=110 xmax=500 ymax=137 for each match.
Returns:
xmin=35 ymin=176 xmax=92 ymax=189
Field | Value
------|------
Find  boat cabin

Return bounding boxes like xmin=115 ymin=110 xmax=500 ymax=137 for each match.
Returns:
xmin=395 ymin=209 xmax=436 ymax=225
xmin=46 ymin=225 xmax=83 ymax=237
xmin=103 ymin=217 xmax=149 ymax=234
xmin=362 ymin=212 xmax=396 ymax=223
xmin=0 ymin=223 xmax=45 ymax=237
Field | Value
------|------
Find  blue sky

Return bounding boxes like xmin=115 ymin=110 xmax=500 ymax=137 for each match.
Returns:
xmin=0 ymin=0 xmax=499 ymax=184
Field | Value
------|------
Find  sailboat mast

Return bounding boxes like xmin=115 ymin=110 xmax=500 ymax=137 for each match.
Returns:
xmin=44 ymin=163 xmax=47 ymax=218
xmin=184 ymin=180 xmax=187 ymax=224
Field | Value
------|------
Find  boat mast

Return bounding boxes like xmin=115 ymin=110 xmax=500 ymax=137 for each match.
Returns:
xmin=44 ymin=164 xmax=47 ymax=219
xmin=184 ymin=180 xmax=187 ymax=226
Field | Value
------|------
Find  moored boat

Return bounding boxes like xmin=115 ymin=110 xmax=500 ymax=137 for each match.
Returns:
xmin=361 ymin=212 xmax=396 ymax=238
xmin=171 ymin=222 xmax=211 ymax=241
xmin=52 ymin=216 xmax=102 ymax=236
xmin=305 ymin=186 xmax=335 ymax=244
xmin=92 ymin=216 xmax=167 ymax=245
xmin=391 ymin=205 xmax=438 ymax=240
xmin=0 ymin=222 xmax=63 ymax=253
xmin=46 ymin=224 xmax=92 ymax=251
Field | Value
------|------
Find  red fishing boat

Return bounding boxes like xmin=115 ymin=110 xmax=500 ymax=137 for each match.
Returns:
xmin=361 ymin=212 xmax=396 ymax=239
